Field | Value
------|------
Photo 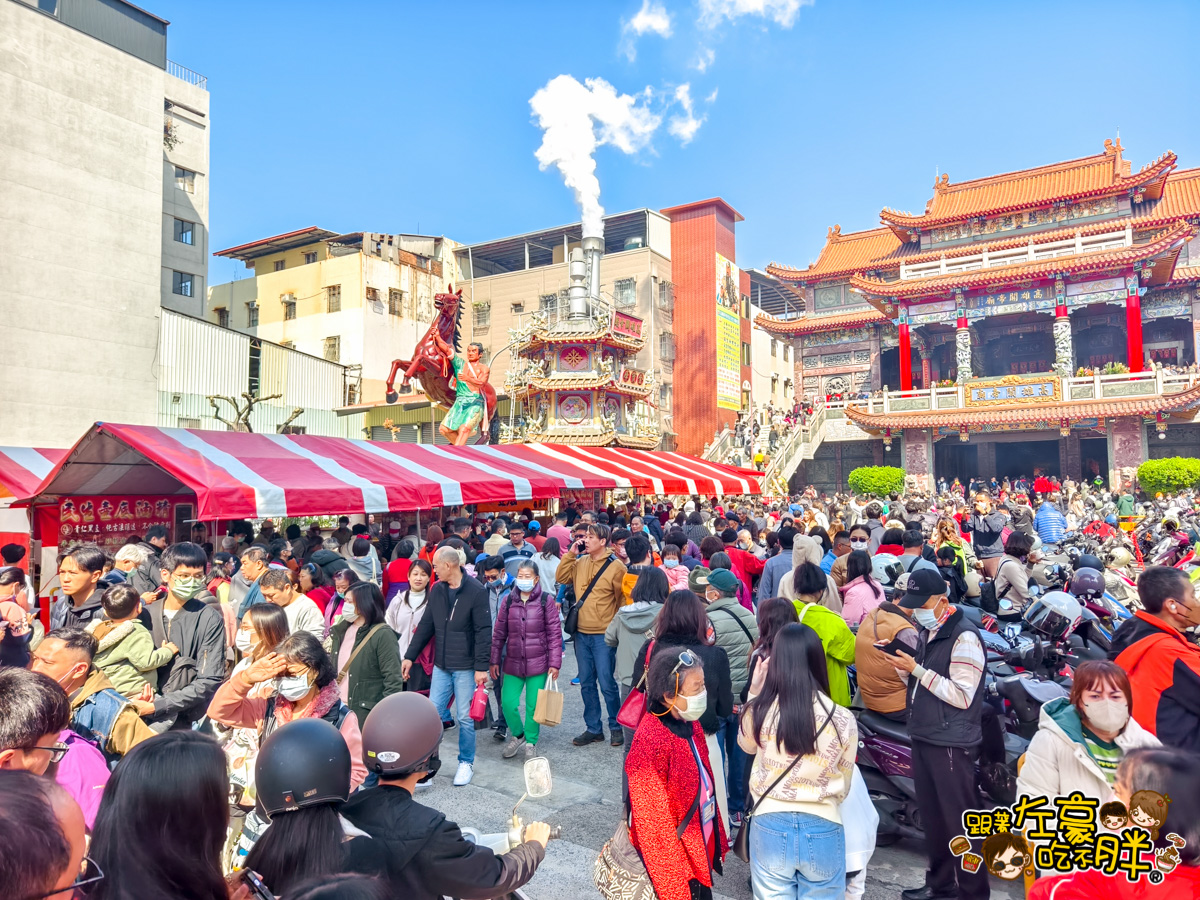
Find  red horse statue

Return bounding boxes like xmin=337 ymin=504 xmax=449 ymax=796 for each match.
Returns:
xmin=384 ymin=286 xmax=498 ymax=445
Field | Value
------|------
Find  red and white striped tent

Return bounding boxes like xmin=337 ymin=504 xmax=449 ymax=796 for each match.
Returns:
xmin=18 ymin=424 xmax=762 ymax=519
xmin=0 ymin=447 xmax=68 ymax=501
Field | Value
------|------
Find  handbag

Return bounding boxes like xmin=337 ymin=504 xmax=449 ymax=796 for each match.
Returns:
xmin=616 ymin=641 xmax=655 ymax=730
xmin=563 ymin=556 xmax=615 ymax=634
xmin=594 ymin=790 xmax=701 ymax=900
xmin=732 ymin=698 xmax=836 ymax=862
xmin=533 ymin=676 xmax=564 ymax=727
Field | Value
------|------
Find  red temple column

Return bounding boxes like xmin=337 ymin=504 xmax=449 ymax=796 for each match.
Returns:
xmin=899 ymin=307 xmax=913 ymax=391
xmin=1125 ymin=277 xmax=1143 ymax=373
xmin=921 ymin=354 xmax=932 ymax=389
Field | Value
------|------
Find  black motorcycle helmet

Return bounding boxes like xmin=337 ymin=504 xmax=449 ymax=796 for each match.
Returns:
xmin=255 ymin=718 xmax=351 ymax=818
xmin=1073 ymin=553 xmax=1104 ymax=573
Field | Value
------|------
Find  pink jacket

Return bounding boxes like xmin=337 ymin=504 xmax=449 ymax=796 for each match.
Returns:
xmin=660 ymin=564 xmax=690 ymax=591
xmin=839 ymin=575 xmax=885 ymax=627
xmin=207 ymin=670 xmax=368 ymax=788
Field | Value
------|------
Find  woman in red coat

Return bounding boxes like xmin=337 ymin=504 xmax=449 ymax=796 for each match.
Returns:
xmin=626 ymin=647 xmax=728 ymax=900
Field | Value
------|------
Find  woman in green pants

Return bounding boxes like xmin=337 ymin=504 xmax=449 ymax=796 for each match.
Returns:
xmin=489 ymin=561 xmax=563 ymax=759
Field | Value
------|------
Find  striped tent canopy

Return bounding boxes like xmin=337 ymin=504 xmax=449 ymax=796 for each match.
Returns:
xmin=17 ymin=424 xmax=762 ymax=519
xmin=0 ymin=447 xmax=68 ymax=501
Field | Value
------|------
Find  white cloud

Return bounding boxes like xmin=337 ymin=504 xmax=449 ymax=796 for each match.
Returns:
xmin=692 ymin=46 xmax=716 ymax=72
xmin=705 ymin=88 xmax=719 ymax=103
xmin=531 ymin=75 xmax=662 ymax=236
xmin=668 ymin=83 xmax=706 ymax=146
xmin=620 ymin=0 xmax=673 ymax=61
xmin=698 ymin=0 xmax=812 ymax=28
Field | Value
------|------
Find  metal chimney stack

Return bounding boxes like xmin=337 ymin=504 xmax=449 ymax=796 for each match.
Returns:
xmin=582 ymin=235 xmax=604 ymax=305
xmin=567 ymin=247 xmax=589 ymax=318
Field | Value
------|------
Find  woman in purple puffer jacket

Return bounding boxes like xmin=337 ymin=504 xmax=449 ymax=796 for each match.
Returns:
xmin=489 ymin=561 xmax=562 ymax=759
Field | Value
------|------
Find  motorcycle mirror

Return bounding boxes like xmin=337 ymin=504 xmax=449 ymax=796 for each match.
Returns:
xmin=999 ymin=598 xmax=1014 ymax=611
xmin=1028 ymin=584 xmax=1042 ymax=598
xmin=523 ymin=757 xmax=553 ymax=799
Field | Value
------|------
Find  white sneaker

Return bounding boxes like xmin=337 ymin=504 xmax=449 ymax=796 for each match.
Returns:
xmin=453 ymin=762 xmax=474 ymax=786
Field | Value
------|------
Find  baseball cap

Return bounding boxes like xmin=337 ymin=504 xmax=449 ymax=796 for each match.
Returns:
xmin=688 ymin=566 xmax=711 ymax=593
xmin=388 ymin=522 xmax=401 ymax=535
xmin=897 ymin=568 xmax=946 ymax=609
xmin=706 ymin=568 xmax=740 ymax=594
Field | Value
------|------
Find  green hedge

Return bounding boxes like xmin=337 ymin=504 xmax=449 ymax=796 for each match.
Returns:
xmin=1137 ymin=458 xmax=1200 ymax=495
xmin=847 ymin=465 xmax=907 ymax=496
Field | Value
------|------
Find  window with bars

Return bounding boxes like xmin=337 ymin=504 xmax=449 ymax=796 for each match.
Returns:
xmin=172 ymin=271 xmax=193 ymax=297
xmin=770 ymin=339 xmax=777 ymax=358
xmin=659 ymin=331 xmax=675 ymax=361
xmin=741 ymin=342 xmax=751 ymax=365
xmin=282 ymin=298 xmax=296 ymax=320
xmin=539 ymin=293 xmax=558 ymax=311
xmin=783 ymin=344 xmax=791 ymax=361
xmin=473 ymin=303 xmax=491 ymax=331
xmin=388 ymin=289 xmax=404 ymax=316
xmin=366 ymin=287 xmax=380 ymax=303
xmin=326 ymin=285 xmax=341 ymax=313
xmin=657 ymin=280 xmax=674 ymax=310
xmin=177 ymin=417 xmax=202 ymax=429
xmin=323 ymin=336 xmax=340 ymax=362
xmin=303 ymin=252 xmax=317 ymax=265
xmin=614 ymin=277 xmax=637 ymax=308
xmin=273 ymin=260 xmax=286 ymax=272
xmin=215 ymin=307 xmax=229 ymax=328
xmin=659 ymin=385 xmax=672 ymax=411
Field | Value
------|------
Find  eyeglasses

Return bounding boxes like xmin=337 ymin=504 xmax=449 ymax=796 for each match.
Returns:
xmin=28 ymin=855 xmax=104 ymax=899
xmin=34 ymin=742 xmax=68 ymax=764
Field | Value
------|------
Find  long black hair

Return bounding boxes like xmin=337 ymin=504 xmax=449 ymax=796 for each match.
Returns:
xmin=245 ymin=804 xmax=348 ymax=896
xmin=753 ymin=596 xmax=799 ymax=657
xmin=654 ymin=589 xmax=706 ymax=641
xmin=90 ymin=731 xmax=229 ymax=900
xmin=747 ymin=623 xmax=831 ymax=756
xmin=845 ymin=550 xmax=881 ymax=599
xmin=631 ymin=567 xmax=669 ymax=605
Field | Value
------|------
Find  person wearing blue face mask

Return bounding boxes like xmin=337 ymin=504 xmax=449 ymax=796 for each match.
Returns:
xmin=886 ymin=568 xmax=989 ymax=900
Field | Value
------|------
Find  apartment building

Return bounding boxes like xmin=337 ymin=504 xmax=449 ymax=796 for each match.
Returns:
xmin=0 ymin=0 xmax=209 ymax=446
xmin=208 ymin=229 xmax=460 ymax=403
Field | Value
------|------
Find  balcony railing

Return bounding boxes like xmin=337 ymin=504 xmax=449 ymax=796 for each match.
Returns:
xmin=167 ymin=60 xmax=207 ymax=89
xmin=824 ymin=370 xmax=1200 ymax=416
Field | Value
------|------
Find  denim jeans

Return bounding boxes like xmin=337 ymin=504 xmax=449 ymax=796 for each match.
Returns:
xmin=429 ymin=666 xmax=477 ymax=764
xmin=750 ymin=811 xmax=845 ymax=900
xmin=574 ymin=632 xmax=620 ymax=735
xmin=720 ymin=713 xmax=747 ymax=814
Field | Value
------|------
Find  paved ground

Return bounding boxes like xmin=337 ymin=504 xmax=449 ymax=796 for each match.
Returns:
xmin=422 ymin=650 xmax=1021 ymax=900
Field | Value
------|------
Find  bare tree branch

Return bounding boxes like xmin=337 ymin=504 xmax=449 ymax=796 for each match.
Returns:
xmin=277 ymin=407 xmax=305 ymax=433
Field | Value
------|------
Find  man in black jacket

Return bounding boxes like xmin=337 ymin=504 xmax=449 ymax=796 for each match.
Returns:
xmin=888 ymin=568 xmax=989 ymax=900
xmin=127 ymin=524 xmax=168 ymax=595
xmin=402 ymin=545 xmax=491 ymax=787
xmin=135 ymin=542 xmax=226 ymax=731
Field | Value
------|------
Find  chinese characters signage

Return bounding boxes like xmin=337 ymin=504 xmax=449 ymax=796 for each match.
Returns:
xmin=953 ymin=791 xmax=1183 ymax=885
xmin=716 ymin=252 xmax=742 ymax=411
xmin=58 ymin=496 xmax=174 ymax=552
xmin=965 ymin=287 xmax=1056 ymax=319
xmin=965 ymin=374 xmax=1062 ymax=406
xmin=611 ymin=311 xmax=644 ymax=340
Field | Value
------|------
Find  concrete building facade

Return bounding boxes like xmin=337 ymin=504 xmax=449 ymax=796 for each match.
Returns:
xmin=0 ymin=0 xmax=208 ymax=447
xmin=208 ymin=229 xmax=459 ymax=404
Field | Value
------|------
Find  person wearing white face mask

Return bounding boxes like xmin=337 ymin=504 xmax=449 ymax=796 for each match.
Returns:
xmin=622 ymin=647 xmax=728 ymax=900
xmin=328 ymin=583 xmax=405 ymax=734
xmin=489 ymin=562 xmax=562 ymax=759
xmin=1017 ymin=660 xmax=1159 ymax=812
xmin=831 ymin=524 xmax=872 ymax=589
xmin=385 ymin=559 xmax=434 ymax=693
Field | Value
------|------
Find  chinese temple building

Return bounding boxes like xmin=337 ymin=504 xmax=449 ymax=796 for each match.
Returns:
xmin=502 ymin=238 xmax=660 ymax=448
xmin=757 ymin=140 xmax=1200 ymax=491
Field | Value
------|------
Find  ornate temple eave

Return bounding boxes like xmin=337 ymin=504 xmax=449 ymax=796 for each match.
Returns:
xmin=754 ymin=308 xmax=887 ymax=337
xmin=614 ymin=432 xmax=662 ymax=450
xmin=848 ymin=221 xmax=1195 ymax=309
xmin=518 ymin=330 xmax=645 ymax=353
xmin=512 ymin=377 xmax=653 ymax=399
xmin=844 ymin=382 xmax=1200 ymax=433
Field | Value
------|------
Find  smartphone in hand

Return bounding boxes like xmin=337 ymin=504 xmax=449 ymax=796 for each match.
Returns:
xmin=874 ymin=637 xmax=911 ymax=658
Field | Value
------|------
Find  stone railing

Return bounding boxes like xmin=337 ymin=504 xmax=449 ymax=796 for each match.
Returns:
xmin=838 ymin=370 xmax=1199 ymax=416
xmin=762 ymin=400 xmax=830 ymax=490
xmin=702 ymin=426 xmax=735 ymax=462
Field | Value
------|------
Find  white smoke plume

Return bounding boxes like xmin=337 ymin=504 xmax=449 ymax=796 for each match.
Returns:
xmin=530 ymin=75 xmax=661 ymax=238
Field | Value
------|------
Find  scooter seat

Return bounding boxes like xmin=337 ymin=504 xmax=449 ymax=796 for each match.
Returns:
xmin=857 ymin=709 xmax=910 ymax=743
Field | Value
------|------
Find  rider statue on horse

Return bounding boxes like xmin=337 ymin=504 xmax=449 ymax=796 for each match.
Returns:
xmin=384 ymin=286 xmax=498 ymax=445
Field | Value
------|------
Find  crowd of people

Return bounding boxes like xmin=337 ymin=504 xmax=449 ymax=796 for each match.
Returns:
xmin=1 ymin=479 xmax=1198 ymax=900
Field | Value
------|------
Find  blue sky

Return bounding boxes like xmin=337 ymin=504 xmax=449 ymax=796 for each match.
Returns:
xmin=156 ymin=0 xmax=1200 ymax=286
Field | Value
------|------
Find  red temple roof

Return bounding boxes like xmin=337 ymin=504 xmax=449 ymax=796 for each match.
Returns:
xmin=766 ymin=226 xmax=910 ymax=284
xmin=879 ymin=140 xmax=1176 ymax=237
xmin=754 ymin=306 xmax=887 ymax=336
xmin=849 ymin=221 xmax=1194 ymax=302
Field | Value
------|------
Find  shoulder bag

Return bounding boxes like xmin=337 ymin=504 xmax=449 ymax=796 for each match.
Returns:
xmin=594 ymin=778 xmax=702 ymax=900
xmin=563 ymin=556 xmax=615 ymax=635
xmin=710 ymin=605 xmax=755 ymax=642
xmin=616 ymin=640 xmax=656 ymax=729
xmin=732 ymin=698 xmax=836 ymax=862
xmin=336 ymin=624 xmax=387 ymax=686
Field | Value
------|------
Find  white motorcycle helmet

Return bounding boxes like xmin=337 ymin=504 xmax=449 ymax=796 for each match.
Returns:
xmin=1030 ymin=536 xmax=1043 ymax=554
xmin=872 ymin=553 xmax=904 ymax=587
xmin=1107 ymin=547 xmax=1134 ymax=569
xmin=1023 ymin=590 xmax=1083 ymax=641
